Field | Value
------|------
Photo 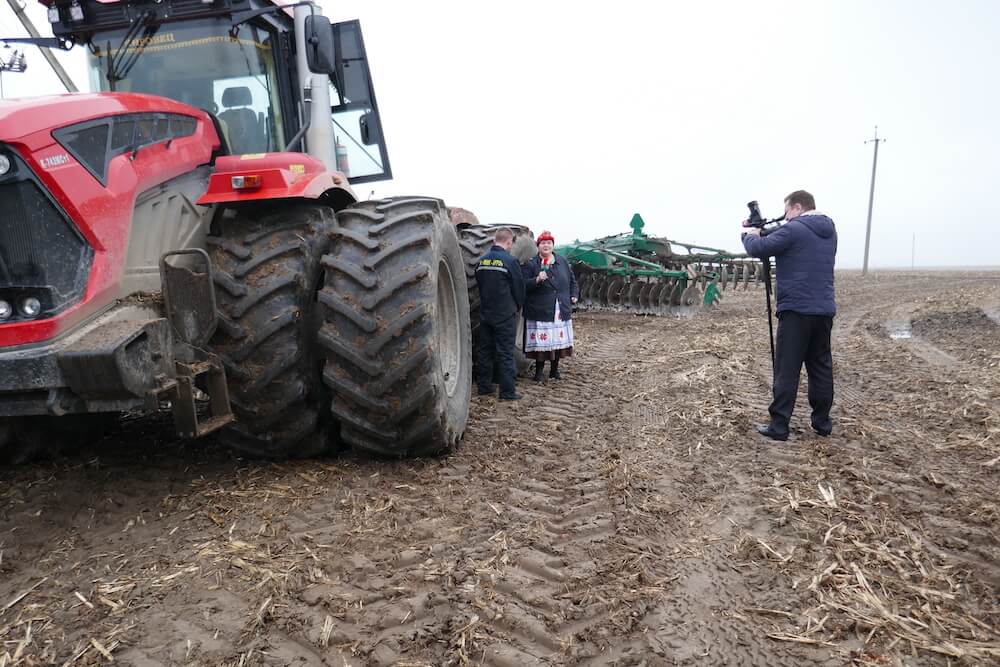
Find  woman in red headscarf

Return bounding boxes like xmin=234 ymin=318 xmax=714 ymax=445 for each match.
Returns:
xmin=520 ymin=231 xmax=580 ymax=382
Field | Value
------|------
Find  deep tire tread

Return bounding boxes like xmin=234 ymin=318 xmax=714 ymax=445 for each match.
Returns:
xmin=206 ymin=203 xmax=336 ymax=459
xmin=319 ymin=197 xmax=471 ymax=457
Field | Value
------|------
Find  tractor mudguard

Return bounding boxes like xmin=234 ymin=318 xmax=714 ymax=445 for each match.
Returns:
xmin=197 ymin=153 xmax=357 ymax=210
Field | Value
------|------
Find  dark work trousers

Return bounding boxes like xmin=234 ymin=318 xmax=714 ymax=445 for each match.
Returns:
xmin=769 ymin=311 xmax=834 ymax=435
xmin=478 ymin=314 xmax=518 ymax=397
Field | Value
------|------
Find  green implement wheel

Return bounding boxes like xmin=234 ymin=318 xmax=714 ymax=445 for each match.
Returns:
xmin=704 ymin=282 xmax=723 ymax=306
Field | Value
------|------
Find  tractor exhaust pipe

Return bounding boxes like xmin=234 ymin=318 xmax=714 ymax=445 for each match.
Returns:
xmin=293 ymin=4 xmax=335 ymax=170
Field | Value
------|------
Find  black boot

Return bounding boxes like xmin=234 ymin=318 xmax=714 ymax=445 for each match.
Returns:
xmin=549 ymin=357 xmax=561 ymax=380
xmin=533 ymin=361 xmax=545 ymax=383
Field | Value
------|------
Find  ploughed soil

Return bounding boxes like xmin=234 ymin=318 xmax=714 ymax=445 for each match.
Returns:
xmin=1 ymin=270 xmax=998 ymax=666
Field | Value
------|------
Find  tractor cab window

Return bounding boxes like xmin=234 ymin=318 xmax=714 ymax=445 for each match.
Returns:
xmin=86 ymin=18 xmax=285 ymax=155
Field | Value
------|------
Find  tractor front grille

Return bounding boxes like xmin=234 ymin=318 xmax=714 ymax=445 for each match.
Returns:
xmin=0 ymin=146 xmax=92 ymax=323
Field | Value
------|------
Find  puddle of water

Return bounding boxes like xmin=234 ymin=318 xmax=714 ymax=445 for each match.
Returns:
xmin=886 ymin=320 xmax=912 ymax=340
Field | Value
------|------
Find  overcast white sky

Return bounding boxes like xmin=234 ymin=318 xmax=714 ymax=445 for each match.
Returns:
xmin=2 ymin=1 xmax=998 ymax=268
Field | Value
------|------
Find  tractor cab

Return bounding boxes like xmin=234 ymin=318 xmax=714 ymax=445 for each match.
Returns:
xmin=44 ymin=0 xmax=391 ymax=182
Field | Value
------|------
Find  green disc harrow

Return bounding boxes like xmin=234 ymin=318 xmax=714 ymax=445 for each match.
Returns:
xmin=556 ymin=214 xmax=767 ymax=315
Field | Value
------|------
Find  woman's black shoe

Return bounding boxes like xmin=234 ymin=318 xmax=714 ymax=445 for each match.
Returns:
xmin=549 ymin=370 xmax=562 ymax=380
xmin=533 ymin=362 xmax=545 ymax=383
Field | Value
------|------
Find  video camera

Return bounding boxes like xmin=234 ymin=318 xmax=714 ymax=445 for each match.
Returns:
xmin=744 ymin=200 xmax=785 ymax=233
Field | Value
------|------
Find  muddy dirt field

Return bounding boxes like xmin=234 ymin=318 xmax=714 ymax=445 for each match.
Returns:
xmin=2 ymin=271 xmax=999 ymax=666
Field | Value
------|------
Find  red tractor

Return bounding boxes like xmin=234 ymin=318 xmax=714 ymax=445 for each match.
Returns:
xmin=0 ymin=0 xmax=475 ymax=462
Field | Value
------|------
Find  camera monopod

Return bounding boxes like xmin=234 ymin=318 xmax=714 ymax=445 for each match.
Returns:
xmin=744 ymin=201 xmax=785 ymax=368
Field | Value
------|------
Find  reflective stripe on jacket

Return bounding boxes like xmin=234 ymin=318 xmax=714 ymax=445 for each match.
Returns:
xmin=476 ymin=245 xmax=525 ymax=324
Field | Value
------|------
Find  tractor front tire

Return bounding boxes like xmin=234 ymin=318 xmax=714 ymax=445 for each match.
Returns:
xmin=319 ymin=197 xmax=472 ymax=457
xmin=206 ymin=203 xmax=335 ymax=459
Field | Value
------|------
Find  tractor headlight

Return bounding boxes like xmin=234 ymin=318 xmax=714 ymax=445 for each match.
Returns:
xmin=0 ymin=300 xmax=11 ymax=321
xmin=0 ymin=154 xmax=11 ymax=176
xmin=20 ymin=297 xmax=42 ymax=319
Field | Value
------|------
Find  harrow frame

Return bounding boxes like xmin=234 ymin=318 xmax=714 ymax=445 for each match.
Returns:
xmin=557 ymin=214 xmax=766 ymax=315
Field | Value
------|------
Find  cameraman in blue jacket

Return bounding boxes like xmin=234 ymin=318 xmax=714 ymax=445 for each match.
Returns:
xmin=742 ymin=190 xmax=838 ymax=441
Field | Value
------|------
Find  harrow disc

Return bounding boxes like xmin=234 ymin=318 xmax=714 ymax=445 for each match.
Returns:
xmin=699 ymin=268 xmax=711 ymax=289
xmin=649 ymin=282 xmax=666 ymax=313
xmin=639 ymin=281 xmax=656 ymax=311
xmin=658 ymin=280 xmax=676 ymax=308
xmin=670 ymin=281 xmax=686 ymax=307
xmin=606 ymin=277 xmax=626 ymax=307
xmin=577 ymin=273 xmax=594 ymax=307
xmin=587 ymin=275 xmax=606 ymax=304
xmin=681 ymin=284 xmax=702 ymax=307
xmin=626 ymin=280 xmax=644 ymax=310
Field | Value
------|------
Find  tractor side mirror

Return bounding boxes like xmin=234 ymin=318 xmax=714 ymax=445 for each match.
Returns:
xmin=359 ymin=111 xmax=381 ymax=146
xmin=304 ymin=15 xmax=335 ymax=74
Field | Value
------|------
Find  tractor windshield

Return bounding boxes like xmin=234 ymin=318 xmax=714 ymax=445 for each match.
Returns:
xmin=86 ymin=18 xmax=285 ymax=154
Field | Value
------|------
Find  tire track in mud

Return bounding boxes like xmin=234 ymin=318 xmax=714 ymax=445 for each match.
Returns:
xmin=4 ymin=276 xmax=997 ymax=665
xmin=721 ymin=274 xmax=1000 ymax=663
xmin=592 ymin=316 xmax=837 ymax=666
xmin=474 ymin=328 xmax=628 ymax=665
xmin=276 ymin=317 xmax=633 ymax=666
xmin=584 ymin=276 xmax=999 ymax=665
xmin=828 ymin=280 xmax=1000 ymax=584
xmin=465 ymin=311 xmax=835 ymax=666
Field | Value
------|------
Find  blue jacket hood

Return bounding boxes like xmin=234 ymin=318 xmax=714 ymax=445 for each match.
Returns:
xmin=796 ymin=213 xmax=836 ymax=239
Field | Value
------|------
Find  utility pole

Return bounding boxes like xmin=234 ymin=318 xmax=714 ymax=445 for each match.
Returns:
xmin=862 ymin=126 xmax=885 ymax=276
xmin=911 ymin=233 xmax=915 ymax=270
xmin=5 ymin=0 xmax=77 ymax=92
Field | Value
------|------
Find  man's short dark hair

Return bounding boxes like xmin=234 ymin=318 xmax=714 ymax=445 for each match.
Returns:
xmin=493 ymin=227 xmax=514 ymax=244
xmin=785 ymin=190 xmax=816 ymax=211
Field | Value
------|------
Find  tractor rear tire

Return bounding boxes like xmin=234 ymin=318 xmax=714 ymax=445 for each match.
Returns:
xmin=319 ymin=197 xmax=472 ymax=457
xmin=507 ymin=225 xmax=537 ymax=264
xmin=459 ymin=225 xmax=533 ymax=378
xmin=205 ymin=203 xmax=335 ymax=459
xmin=458 ymin=225 xmax=493 ymax=349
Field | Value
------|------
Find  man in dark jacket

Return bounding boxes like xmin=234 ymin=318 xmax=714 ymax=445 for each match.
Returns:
xmin=742 ymin=190 xmax=838 ymax=441
xmin=476 ymin=227 xmax=526 ymax=400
